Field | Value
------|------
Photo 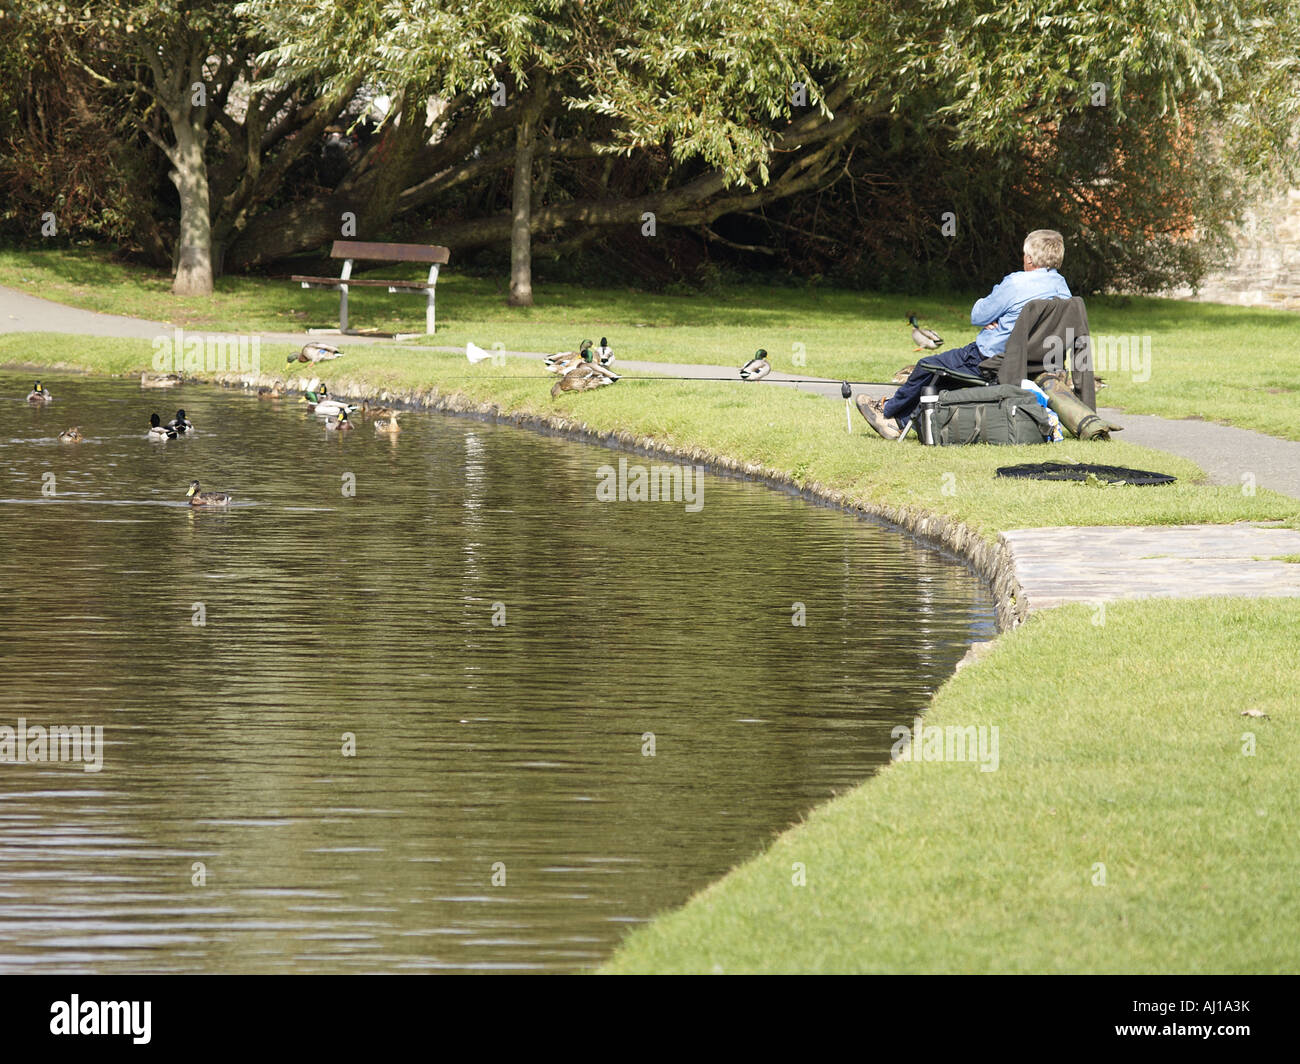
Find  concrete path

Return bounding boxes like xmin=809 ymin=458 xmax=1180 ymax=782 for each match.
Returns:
xmin=1002 ymin=523 xmax=1300 ymax=613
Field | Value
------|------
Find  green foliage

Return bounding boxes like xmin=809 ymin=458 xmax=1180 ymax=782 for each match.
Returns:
xmin=3 ymin=0 xmax=1298 ymax=291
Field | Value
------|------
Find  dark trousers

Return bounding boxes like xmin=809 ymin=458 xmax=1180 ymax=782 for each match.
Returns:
xmin=883 ymin=341 xmax=984 ymax=427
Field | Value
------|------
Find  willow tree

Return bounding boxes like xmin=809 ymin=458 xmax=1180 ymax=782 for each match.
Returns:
xmin=232 ymin=0 xmax=1299 ymax=295
xmin=234 ymin=0 xmax=880 ymax=304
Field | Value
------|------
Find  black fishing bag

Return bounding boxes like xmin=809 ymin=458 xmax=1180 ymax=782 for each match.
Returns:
xmin=931 ymin=385 xmax=1053 ymax=446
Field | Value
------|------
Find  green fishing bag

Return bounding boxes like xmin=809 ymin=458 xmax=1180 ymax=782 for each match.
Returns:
xmin=932 ymin=385 xmax=1053 ymax=446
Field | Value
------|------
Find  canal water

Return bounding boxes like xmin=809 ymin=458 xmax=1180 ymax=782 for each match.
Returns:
xmin=0 ymin=372 xmax=995 ymax=972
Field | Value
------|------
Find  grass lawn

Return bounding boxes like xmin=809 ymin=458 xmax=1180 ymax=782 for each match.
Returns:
xmin=3 ymin=246 xmax=1300 ymax=440
xmin=3 ymin=331 xmax=1296 ymax=542
xmin=602 ymin=597 xmax=1300 ymax=974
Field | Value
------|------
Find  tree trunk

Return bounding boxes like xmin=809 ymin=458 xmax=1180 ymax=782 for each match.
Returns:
xmin=170 ymin=117 xmax=214 ymax=296
xmin=507 ymin=107 xmax=538 ymax=307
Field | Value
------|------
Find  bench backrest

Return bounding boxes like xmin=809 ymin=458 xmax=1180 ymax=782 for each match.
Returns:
xmin=331 ymin=240 xmax=450 ymax=265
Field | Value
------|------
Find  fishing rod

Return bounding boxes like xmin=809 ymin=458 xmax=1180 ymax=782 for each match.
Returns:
xmin=302 ymin=374 xmax=897 ymax=386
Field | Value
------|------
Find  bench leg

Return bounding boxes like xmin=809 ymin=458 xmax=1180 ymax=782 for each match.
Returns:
xmin=338 ymin=258 xmax=353 ymax=332
xmin=425 ymin=264 xmax=440 ymax=334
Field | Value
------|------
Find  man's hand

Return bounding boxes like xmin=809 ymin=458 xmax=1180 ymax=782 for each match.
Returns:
xmin=984 ymin=322 xmax=997 ymax=330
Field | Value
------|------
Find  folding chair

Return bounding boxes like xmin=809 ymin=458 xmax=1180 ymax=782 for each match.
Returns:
xmin=896 ymin=357 xmax=989 ymax=443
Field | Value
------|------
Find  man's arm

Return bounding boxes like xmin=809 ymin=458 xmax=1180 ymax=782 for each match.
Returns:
xmin=971 ymin=276 xmax=1013 ymax=327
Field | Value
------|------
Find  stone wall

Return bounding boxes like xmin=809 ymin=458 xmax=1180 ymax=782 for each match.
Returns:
xmin=1170 ymin=188 xmax=1300 ymax=309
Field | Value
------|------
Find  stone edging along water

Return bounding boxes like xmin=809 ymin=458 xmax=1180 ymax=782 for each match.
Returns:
xmin=195 ymin=369 xmax=1029 ymax=632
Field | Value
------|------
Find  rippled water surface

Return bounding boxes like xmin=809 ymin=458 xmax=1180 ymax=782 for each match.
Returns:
xmin=0 ymin=372 xmax=995 ymax=972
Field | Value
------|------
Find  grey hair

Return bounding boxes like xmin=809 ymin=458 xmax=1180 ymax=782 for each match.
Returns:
xmin=1024 ymin=229 xmax=1064 ymax=269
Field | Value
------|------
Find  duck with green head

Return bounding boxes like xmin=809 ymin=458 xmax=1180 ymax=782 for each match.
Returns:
xmin=302 ymin=383 xmax=355 ymax=417
xmin=739 ymin=349 xmax=770 ymax=381
xmin=907 ymin=312 xmax=943 ymax=351
xmin=26 ymin=381 xmax=53 ymax=403
xmin=149 ymin=413 xmax=178 ymax=440
xmin=325 ymin=408 xmax=353 ymax=431
xmin=545 ymin=339 xmax=594 ymax=375
xmin=167 ymin=409 xmax=193 ymax=434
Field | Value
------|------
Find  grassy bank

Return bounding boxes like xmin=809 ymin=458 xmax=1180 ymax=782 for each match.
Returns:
xmin=3 ymin=332 xmax=1295 ymax=545
xmin=4 ymin=329 xmax=1298 ymax=973
xmin=4 ymin=247 xmax=1300 ymax=441
xmin=604 ymin=597 xmax=1300 ymax=974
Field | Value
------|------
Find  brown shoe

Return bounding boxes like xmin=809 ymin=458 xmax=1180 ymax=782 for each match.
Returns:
xmin=856 ymin=394 xmax=901 ymax=439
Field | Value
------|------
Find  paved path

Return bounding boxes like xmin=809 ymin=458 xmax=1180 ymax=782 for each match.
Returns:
xmin=1002 ymin=523 xmax=1300 ymax=613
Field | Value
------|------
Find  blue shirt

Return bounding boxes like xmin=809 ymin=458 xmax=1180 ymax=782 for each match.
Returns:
xmin=971 ymin=268 xmax=1071 ymax=357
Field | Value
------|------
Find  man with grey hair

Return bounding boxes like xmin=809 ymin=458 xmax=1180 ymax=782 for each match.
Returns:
xmin=859 ymin=229 xmax=1071 ymax=438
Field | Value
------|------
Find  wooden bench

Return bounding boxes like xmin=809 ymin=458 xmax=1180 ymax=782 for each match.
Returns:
xmin=292 ymin=240 xmax=451 ymax=335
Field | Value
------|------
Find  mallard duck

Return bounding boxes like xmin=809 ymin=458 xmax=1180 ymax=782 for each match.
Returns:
xmin=186 ymin=480 xmax=231 ymax=506
xmin=289 ymin=341 xmax=343 ymax=365
xmin=141 ymin=372 xmax=183 ymax=388
xmin=739 ymin=349 xmax=771 ymax=381
xmin=166 ymin=409 xmax=193 ymax=433
xmin=595 ymin=336 xmax=614 ymax=367
xmin=301 ymin=384 xmax=356 ymax=417
xmin=374 ymin=411 xmax=401 ymax=434
xmin=257 ymin=381 xmax=285 ymax=400
xmin=893 ymin=364 xmax=916 ymax=383
xmin=551 ymin=361 xmax=619 ymax=397
xmin=57 ymin=427 xmax=83 ymax=443
xmin=545 ymin=339 xmax=594 ymax=375
xmin=908 ymin=313 xmax=943 ymax=351
xmin=26 ymin=381 xmax=53 ymax=403
xmin=325 ymin=408 xmax=353 ymax=431
xmin=149 ymin=413 xmax=178 ymax=440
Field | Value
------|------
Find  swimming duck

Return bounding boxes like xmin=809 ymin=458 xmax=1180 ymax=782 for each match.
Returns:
xmin=374 ymin=411 xmax=401 ymax=434
xmin=739 ymin=349 xmax=771 ymax=381
xmin=545 ymin=339 xmax=594 ymax=375
xmin=325 ymin=408 xmax=353 ymax=431
xmin=595 ymin=337 xmax=614 ymax=367
xmin=167 ymin=409 xmax=193 ymax=433
xmin=141 ymin=372 xmax=183 ymax=388
xmin=57 ymin=427 xmax=83 ymax=443
xmin=257 ymin=381 xmax=285 ymax=399
xmin=301 ymin=384 xmax=356 ymax=417
xmin=908 ymin=313 xmax=943 ymax=351
xmin=289 ymin=341 xmax=343 ymax=365
xmin=149 ymin=413 xmax=178 ymax=440
xmin=551 ymin=361 xmax=619 ymax=397
xmin=26 ymin=381 xmax=53 ymax=403
xmin=186 ymin=480 xmax=231 ymax=506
